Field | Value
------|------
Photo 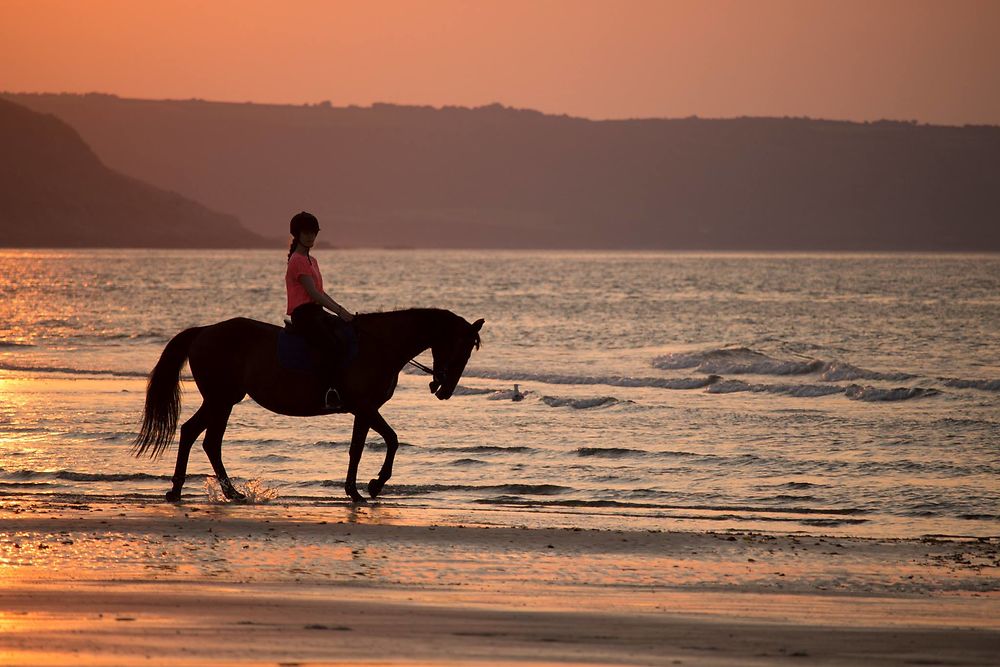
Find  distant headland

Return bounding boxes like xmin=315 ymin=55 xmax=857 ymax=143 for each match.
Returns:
xmin=0 ymin=97 xmax=266 ymax=248
xmin=3 ymin=92 xmax=998 ymax=250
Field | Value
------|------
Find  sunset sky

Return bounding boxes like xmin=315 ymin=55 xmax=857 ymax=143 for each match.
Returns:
xmin=2 ymin=0 xmax=998 ymax=125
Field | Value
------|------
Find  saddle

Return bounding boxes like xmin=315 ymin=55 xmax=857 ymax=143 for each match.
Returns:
xmin=277 ymin=317 xmax=359 ymax=373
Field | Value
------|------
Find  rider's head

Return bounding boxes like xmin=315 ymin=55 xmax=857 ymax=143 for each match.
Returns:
xmin=288 ymin=211 xmax=320 ymax=259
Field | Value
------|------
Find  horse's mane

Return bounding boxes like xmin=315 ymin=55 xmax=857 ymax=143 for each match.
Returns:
xmin=353 ymin=308 xmax=480 ymax=349
xmin=353 ymin=307 xmax=456 ymax=323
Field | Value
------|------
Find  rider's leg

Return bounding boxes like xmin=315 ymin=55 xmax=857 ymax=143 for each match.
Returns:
xmin=291 ymin=304 xmax=342 ymax=406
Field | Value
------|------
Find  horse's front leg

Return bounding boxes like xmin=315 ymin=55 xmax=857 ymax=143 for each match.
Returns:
xmin=367 ymin=411 xmax=398 ymax=499
xmin=345 ymin=413 xmax=371 ymax=503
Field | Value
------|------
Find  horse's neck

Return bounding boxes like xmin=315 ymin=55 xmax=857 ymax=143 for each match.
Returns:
xmin=364 ymin=310 xmax=443 ymax=371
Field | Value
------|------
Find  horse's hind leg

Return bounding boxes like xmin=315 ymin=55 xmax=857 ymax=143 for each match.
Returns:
xmin=202 ymin=403 xmax=246 ymax=501
xmin=367 ymin=412 xmax=398 ymax=499
xmin=166 ymin=404 xmax=210 ymax=501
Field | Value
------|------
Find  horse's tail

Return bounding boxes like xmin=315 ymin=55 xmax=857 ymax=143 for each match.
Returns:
xmin=132 ymin=326 xmax=204 ymax=459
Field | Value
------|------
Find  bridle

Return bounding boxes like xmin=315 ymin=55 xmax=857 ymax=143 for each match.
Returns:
xmin=350 ymin=321 xmax=481 ymax=393
xmin=421 ymin=330 xmax=482 ymax=394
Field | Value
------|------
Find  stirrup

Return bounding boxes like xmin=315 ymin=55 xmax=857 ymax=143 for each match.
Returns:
xmin=324 ymin=387 xmax=342 ymax=410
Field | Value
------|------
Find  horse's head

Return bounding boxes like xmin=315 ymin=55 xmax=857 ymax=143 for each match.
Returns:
xmin=429 ymin=317 xmax=484 ymax=400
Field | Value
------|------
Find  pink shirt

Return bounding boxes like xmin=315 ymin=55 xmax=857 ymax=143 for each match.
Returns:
xmin=286 ymin=253 xmax=324 ymax=315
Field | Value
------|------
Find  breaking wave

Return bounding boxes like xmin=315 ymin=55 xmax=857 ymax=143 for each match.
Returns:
xmin=459 ymin=368 xmax=720 ymax=390
xmin=652 ymin=348 xmax=914 ymax=382
xmin=940 ymin=377 xmax=1000 ymax=392
xmin=653 ymin=347 xmax=825 ymax=375
xmin=541 ymin=396 xmax=624 ymax=409
xmin=706 ymin=380 xmax=844 ymax=397
xmin=819 ymin=362 xmax=914 ymax=382
xmin=451 ymin=385 xmax=500 ymax=396
xmin=843 ymin=385 xmax=940 ymax=401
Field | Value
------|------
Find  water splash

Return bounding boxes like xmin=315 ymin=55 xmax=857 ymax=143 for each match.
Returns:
xmin=204 ymin=477 xmax=280 ymax=504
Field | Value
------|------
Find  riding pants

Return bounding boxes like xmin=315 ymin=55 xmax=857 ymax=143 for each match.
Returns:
xmin=290 ymin=303 xmax=357 ymax=384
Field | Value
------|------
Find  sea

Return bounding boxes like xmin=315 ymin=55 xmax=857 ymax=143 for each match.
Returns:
xmin=1 ymin=249 xmax=998 ymax=538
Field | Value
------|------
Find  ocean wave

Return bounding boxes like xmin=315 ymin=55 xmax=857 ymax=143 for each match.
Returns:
xmin=375 ymin=482 xmax=573 ymax=496
xmin=0 ymin=481 xmax=57 ymax=488
xmin=451 ymin=385 xmax=500 ymax=396
xmin=308 ymin=440 xmax=415 ymax=450
xmin=940 ymin=377 xmax=1000 ymax=392
xmin=653 ymin=347 xmax=824 ymax=375
xmin=100 ymin=331 xmax=168 ymax=342
xmin=308 ymin=481 xmax=572 ymax=496
xmin=575 ymin=447 xmax=649 ymax=458
xmin=486 ymin=387 xmax=532 ymax=401
xmin=0 ymin=341 xmax=34 ymax=348
xmin=451 ymin=458 xmax=488 ymax=466
xmin=799 ymin=518 xmax=870 ymax=527
xmin=450 ymin=445 xmax=536 ymax=454
xmin=819 ymin=361 xmax=914 ymax=382
xmin=844 ymin=385 xmax=940 ymax=401
xmin=541 ymin=396 xmax=624 ymax=409
xmin=653 ymin=347 xmax=914 ymax=382
xmin=704 ymin=379 xmax=939 ymax=401
xmin=460 ymin=368 xmax=720 ymax=390
xmin=705 ymin=380 xmax=844 ymax=397
xmin=0 ymin=361 xmax=146 ymax=378
xmin=472 ymin=496 xmax=866 ymax=516
xmin=1 ymin=468 xmax=187 ymax=482
xmin=245 ymin=454 xmax=297 ymax=463
xmin=232 ymin=439 xmax=289 ymax=448
xmin=34 ymin=318 xmax=81 ymax=329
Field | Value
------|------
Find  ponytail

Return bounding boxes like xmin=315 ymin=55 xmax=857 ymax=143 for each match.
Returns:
xmin=287 ymin=237 xmax=298 ymax=261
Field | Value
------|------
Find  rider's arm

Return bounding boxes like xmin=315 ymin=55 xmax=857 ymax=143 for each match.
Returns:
xmin=299 ymin=275 xmax=354 ymax=321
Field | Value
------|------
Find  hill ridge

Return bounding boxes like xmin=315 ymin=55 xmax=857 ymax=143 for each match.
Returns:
xmin=4 ymin=92 xmax=998 ymax=250
xmin=0 ymin=97 xmax=267 ymax=248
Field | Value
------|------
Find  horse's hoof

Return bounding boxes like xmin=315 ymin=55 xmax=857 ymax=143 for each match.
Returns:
xmin=368 ymin=478 xmax=384 ymax=499
xmin=219 ymin=478 xmax=246 ymax=502
xmin=346 ymin=488 xmax=367 ymax=504
xmin=165 ymin=489 xmax=182 ymax=502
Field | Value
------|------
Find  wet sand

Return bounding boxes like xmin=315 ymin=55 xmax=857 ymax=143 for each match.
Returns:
xmin=0 ymin=502 xmax=997 ymax=666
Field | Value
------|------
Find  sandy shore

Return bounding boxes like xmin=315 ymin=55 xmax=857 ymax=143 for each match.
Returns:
xmin=0 ymin=501 xmax=997 ymax=666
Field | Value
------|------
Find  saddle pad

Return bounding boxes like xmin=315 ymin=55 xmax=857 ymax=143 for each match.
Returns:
xmin=277 ymin=329 xmax=317 ymax=373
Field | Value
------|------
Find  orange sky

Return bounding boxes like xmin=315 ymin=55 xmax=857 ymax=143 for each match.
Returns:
xmin=1 ymin=0 xmax=998 ymax=125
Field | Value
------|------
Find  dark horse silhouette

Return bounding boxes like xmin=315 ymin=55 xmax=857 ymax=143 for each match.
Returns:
xmin=132 ymin=309 xmax=484 ymax=503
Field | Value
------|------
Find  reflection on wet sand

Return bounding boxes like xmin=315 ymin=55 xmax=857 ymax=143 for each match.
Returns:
xmin=0 ymin=502 xmax=997 ymax=665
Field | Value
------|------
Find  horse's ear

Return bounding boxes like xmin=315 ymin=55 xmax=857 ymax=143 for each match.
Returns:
xmin=472 ymin=318 xmax=484 ymax=332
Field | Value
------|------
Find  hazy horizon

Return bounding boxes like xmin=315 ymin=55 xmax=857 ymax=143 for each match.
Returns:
xmin=2 ymin=0 xmax=998 ymax=126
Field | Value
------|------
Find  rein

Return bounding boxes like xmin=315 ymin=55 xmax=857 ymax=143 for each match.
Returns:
xmin=347 ymin=318 xmax=436 ymax=376
xmin=407 ymin=358 xmax=435 ymax=375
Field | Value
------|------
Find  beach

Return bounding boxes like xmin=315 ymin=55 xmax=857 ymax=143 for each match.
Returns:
xmin=0 ymin=501 xmax=997 ymax=666
xmin=1 ymin=250 xmax=998 ymax=664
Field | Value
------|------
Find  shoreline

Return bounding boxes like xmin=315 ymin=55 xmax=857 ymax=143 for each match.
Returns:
xmin=0 ymin=502 xmax=997 ymax=665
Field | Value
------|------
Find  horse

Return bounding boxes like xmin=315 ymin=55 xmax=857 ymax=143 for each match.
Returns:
xmin=132 ymin=308 xmax=484 ymax=503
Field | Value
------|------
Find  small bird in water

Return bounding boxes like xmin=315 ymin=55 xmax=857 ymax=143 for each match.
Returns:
xmin=512 ymin=383 xmax=524 ymax=401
